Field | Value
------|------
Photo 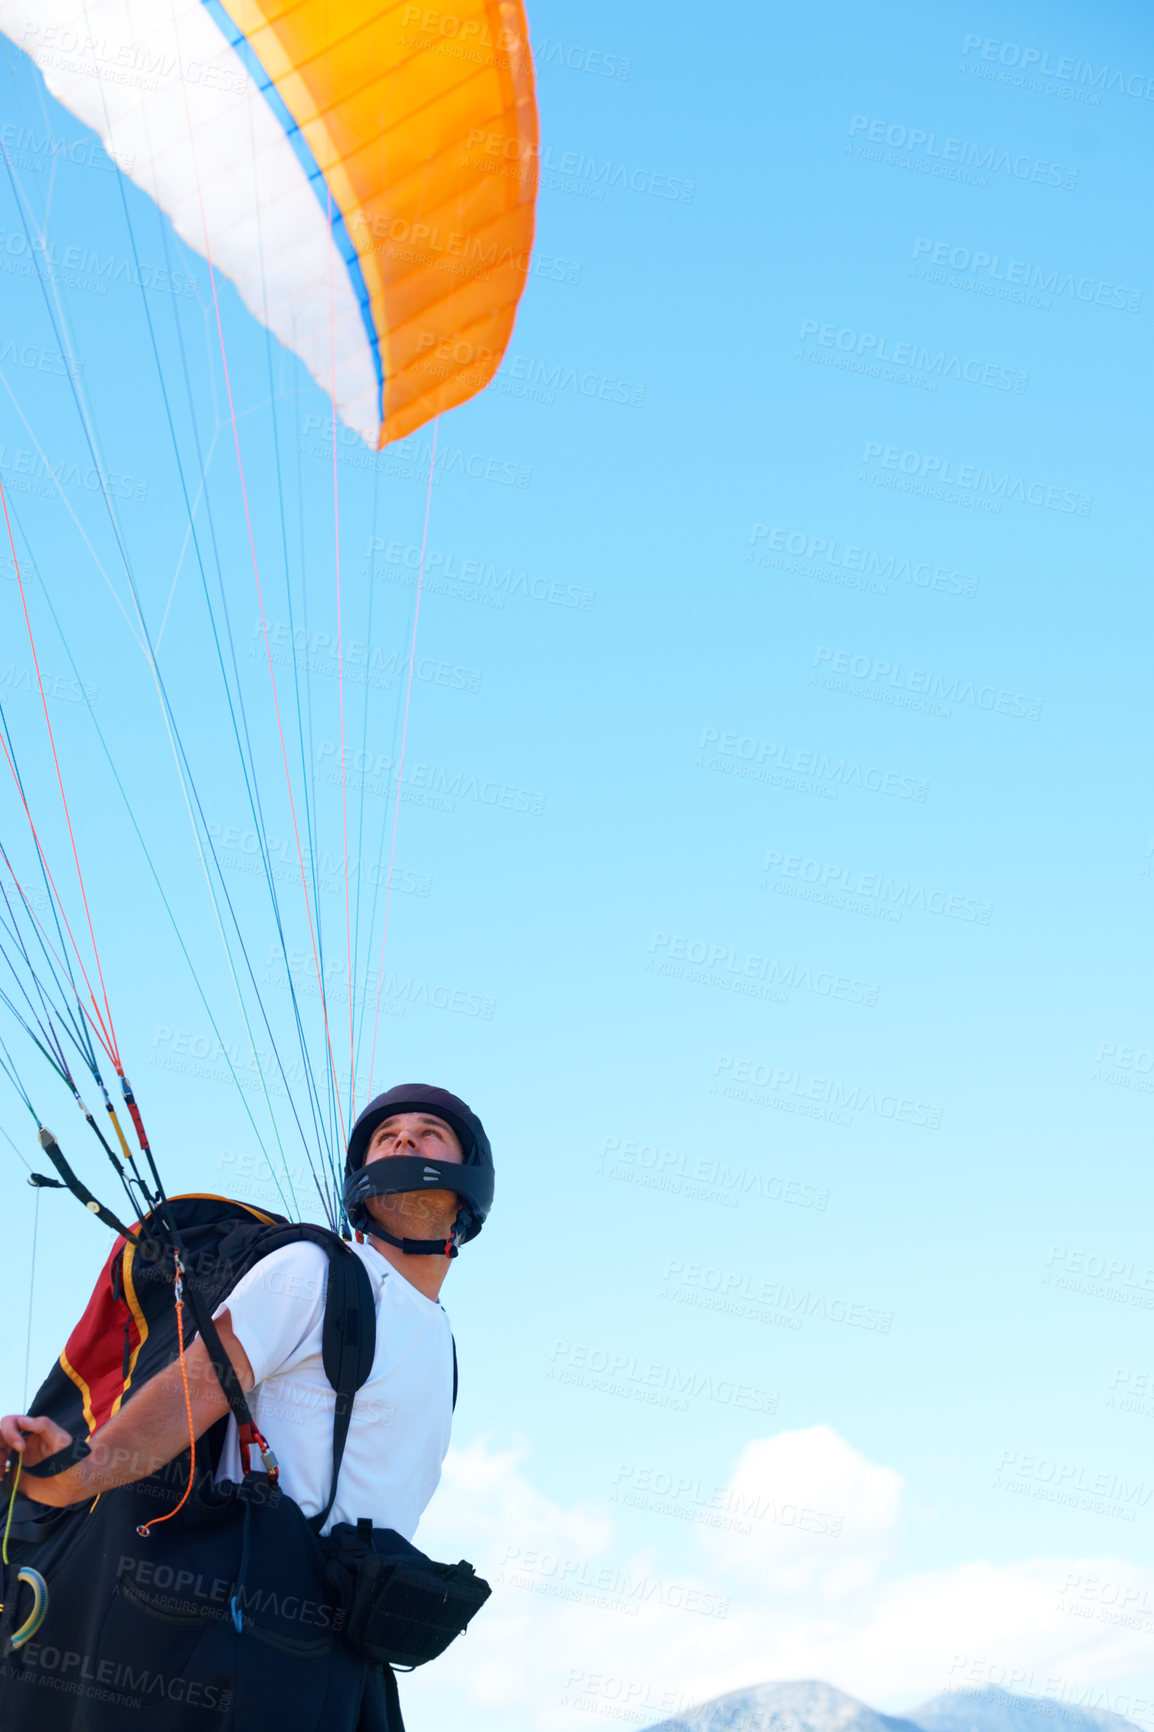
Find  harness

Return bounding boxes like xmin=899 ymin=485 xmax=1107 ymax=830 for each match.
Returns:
xmin=0 ymin=1206 xmax=475 ymax=1732
xmin=184 ymin=1224 xmax=379 ymax=1532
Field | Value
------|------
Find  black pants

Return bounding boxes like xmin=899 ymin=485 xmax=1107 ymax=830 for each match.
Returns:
xmin=359 ymin=1662 xmax=405 ymax=1731
xmin=0 ymin=1471 xmax=376 ymax=1731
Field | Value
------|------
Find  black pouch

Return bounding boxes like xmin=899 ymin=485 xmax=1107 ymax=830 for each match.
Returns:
xmin=321 ymin=1521 xmax=490 ymax=1669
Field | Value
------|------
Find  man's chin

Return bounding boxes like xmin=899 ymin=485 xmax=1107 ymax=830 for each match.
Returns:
xmin=367 ymin=1197 xmax=459 ymax=1241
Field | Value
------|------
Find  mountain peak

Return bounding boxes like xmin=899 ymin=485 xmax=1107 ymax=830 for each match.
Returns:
xmin=910 ymin=1684 xmax=1143 ymax=1732
xmin=642 ymin=1678 xmax=927 ymax=1732
xmin=644 ymin=1682 xmax=1146 ymax=1732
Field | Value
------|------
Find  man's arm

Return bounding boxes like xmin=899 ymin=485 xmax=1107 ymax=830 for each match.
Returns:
xmin=0 ymin=1309 xmax=254 ymax=1508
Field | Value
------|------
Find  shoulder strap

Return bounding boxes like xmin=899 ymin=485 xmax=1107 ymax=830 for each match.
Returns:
xmin=248 ymin=1224 xmax=378 ymax=1383
xmin=191 ymin=1223 xmax=377 ymax=1508
xmin=308 ymin=1236 xmax=377 ymax=1535
xmin=452 ymin=1336 xmax=457 ymax=1412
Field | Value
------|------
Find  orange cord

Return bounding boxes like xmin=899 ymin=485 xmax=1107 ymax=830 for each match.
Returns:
xmin=137 ymin=1263 xmax=196 ymax=1538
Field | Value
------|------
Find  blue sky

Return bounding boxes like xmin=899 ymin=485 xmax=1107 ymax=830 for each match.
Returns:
xmin=0 ymin=1 xmax=1152 ymax=1726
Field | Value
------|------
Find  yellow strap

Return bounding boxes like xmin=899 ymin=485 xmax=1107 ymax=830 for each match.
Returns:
xmin=105 ymin=1100 xmax=133 ymax=1164
xmin=2 ymin=1452 xmax=22 ymax=1564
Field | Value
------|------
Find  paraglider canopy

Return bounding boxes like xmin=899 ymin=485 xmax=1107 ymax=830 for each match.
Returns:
xmin=0 ymin=0 xmax=538 ymax=445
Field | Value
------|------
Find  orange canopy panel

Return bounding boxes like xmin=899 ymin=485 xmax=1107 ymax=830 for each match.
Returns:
xmin=223 ymin=0 xmax=540 ymax=444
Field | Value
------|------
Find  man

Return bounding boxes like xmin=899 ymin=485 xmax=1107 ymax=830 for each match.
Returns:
xmin=0 ymin=1084 xmax=493 ymax=1723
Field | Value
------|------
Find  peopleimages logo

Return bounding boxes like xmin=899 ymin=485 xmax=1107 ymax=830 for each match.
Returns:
xmin=0 ymin=119 xmax=130 ymax=174
xmin=0 ymin=226 xmax=196 ymax=297
xmin=599 ymin=1134 xmax=829 ymax=1211
xmin=861 ymin=441 xmax=1092 ymax=515
xmin=697 ymin=727 xmax=929 ymax=802
xmin=960 ymin=35 xmax=1154 ymax=101
xmin=812 ymin=646 xmax=1043 ymax=720
xmin=912 ymin=238 xmax=1141 ymax=312
xmin=496 ymin=1545 xmax=728 ymax=1619
xmin=464 ymin=129 xmax=695 ymax=203
xmin=548 ymin=1339 xmax=779 ymax=1415
xmin=648 ymin=930 xmax=879 ymax=1006
xmin=995 ymin=1449 xmax=1154 ymax=1518
xmin=798 ymin=318 xmax=1026 ymax=393
xmin=747 ymin=524 xmax=979 ymax=598
xmin=531 ymin=36 xmax=632 ymax=79
xmin=761 ymin=849 xmax=992 ymax=925
xmin=612 ymin=1463 xmax=845 ymax=1537
xmin=366 ymin=536 xmax=595 ymax=612
xmin=710 ymin=1054 xmax=943 ymax=1129
xmin=847 ymin=114 xmax=1077 ymax=188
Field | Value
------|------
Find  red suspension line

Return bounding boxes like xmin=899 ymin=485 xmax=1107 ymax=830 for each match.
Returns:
xmin=0 ymin=477 xmax=121 ymax=1068
xmin=0 ymin=732 xmax=118 ymax=1068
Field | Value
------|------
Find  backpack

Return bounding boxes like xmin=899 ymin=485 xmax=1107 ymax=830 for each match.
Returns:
xmin=26 ymin=1193 xmax=456 ymax=1465
xmin=0 ymin=1194 xmax=477 ymax=1731
xmin=25 ymin=1194 xmax=376 ymax=1461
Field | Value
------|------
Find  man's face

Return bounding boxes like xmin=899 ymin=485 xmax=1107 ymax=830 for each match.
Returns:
xmin=365 ymin=1111 xmax=464 ymax=1167
xmin=362 ymin=1111 xmax=464 ymax=1243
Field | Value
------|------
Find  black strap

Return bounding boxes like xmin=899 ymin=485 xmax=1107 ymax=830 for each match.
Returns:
xmin=200 ymin=1226 xmax=379 ymax=1515
xmin=368 ymin=1223 xmax=461 ymax=1259
xmin=36 ymin=1127 xmax=142 ymax=1244
xmin=382 ymin=1663 xmax=405 ymax=1732
xmin=359 ymin=1660 xmax=406 ymax=1731
xmin=149 ymin=1223 xmax=376 ymax=1516
xmin=19 ymin=1438 xmax=92 ymax=1479
xmin=452 ymin=1337 xmax=457 ymax=1412
xmin=310 ymin=1242 xmax=376 ymax=1535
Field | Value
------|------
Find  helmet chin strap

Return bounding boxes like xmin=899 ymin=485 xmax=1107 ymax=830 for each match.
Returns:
xmin=366 ymin=1210 xmax=467 ymax=1260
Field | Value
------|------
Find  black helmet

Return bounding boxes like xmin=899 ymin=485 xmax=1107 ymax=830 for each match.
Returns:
xmin=343 ymin=1084 xmax=494 ymax=1257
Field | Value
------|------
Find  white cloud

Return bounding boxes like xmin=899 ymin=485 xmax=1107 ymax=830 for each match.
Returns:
xmin=407 ymin=1428 xmax=1154 ymax=1732
xmin=693 ymin=1425 xmax=903 ymax=1595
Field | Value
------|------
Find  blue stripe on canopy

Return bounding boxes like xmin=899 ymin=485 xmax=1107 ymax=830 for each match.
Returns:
xmin=199 ymin=0 xmax=385 ymax=421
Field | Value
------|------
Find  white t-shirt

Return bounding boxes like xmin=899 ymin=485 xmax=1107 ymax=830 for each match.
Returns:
xmin=213 ymin=1237 xmax=454 ymax=1538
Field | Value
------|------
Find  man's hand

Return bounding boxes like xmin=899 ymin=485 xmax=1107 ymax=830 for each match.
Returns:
xmin=2 ymin=1313 xmax=255 ymax=1508
xmin=1 ymin=1412 xmax=71 ymax=1470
